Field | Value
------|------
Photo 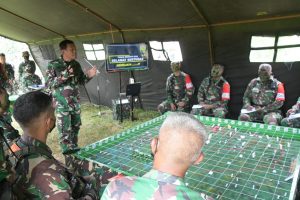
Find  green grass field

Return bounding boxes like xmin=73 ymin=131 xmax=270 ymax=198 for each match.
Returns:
xmin=12 ymin=103 xmax=160 ymax=162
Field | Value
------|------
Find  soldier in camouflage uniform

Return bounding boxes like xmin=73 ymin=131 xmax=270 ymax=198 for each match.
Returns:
xmin=0 ymin=53 xmax=15 ymax=94
xmin=281 ymin=97 xmax=300 ymax=128
xmin=18 ymin=51 xmax=36 ymax=81
xmin=0 ymin=84 xmax=17 ymax=199
xmin=192 ymin=64 xmax=230 ymax=118
xmin=46 ymin=39 xmax=97 ymax=156
xmin=10 ymin=91 xmax=99 ymax=199
xmin=0 ymin=127 xmax=14 ymax=199
xmin=157 ymin=62 xmax=194 ymax=114
xmin=102 ymin=112 xmax=212 ymax=200
xmin=21 ymin=64 xmax=42 ymax=92
xmin=239 ymin=64 xmax=285 ymax=125
xmin=0 ymin=63 xmax=19 ymax=142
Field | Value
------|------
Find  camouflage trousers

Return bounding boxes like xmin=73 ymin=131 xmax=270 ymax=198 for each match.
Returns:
xmin=56 ymin=109 xmax=81 ymax=154
xmin=157 ymin=100 xmax=190 ymax=114
xmin=239 ymin=111 xmax=282 ymax=125
xmin=191 ymin=107 xmax=227 ymax=118
xmin=65 ymin=154 xmax=117 ymax=197
xmin=281 ymin=117 xmax=300 ymax=128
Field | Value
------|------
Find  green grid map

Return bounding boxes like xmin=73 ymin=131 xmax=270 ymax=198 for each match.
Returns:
xmin=77 ymin=114 xmax=300 ymax=199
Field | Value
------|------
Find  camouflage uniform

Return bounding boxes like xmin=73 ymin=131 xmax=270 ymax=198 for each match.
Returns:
xmin=158 ymin=72 xmax=194 ymax=114
xmin=21 ymin=73 xmax=42 ymax=92
xmin=102 ymin=169 xmax=208 ymax=200
xmin=281 ymin=97 xmax=300 ymax=128
xmin=19 ymin=60 xmax=36 ymax=81
xmin=46 ymin=57 xmax=90 ymax=154
xmin=3 ymin=63 xmax=15 ymax=94
xmin=0 ymin=68 xmax=19 ymax=142
xmin=0 ymin=128 xmax=12 ymax=199
xmin=193 ymin=76 xmax=230 ymax=118
xmin=239 ymin=76 xmax=285 ymax=125
xmin=65 ymin=154 xmax=117 ymax=196
xmin=0 ymin=128 xmax=9 ymax=183
xmin=9 ymin=134 xmax=98 ymax=199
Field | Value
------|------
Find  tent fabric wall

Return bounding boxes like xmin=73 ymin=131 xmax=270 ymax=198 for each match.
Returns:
xmin=28 ymin=18 xmax=300 ymax=119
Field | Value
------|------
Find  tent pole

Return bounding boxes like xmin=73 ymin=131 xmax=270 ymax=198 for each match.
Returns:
xmin=188 ymin=0 xmax=214 ymax=64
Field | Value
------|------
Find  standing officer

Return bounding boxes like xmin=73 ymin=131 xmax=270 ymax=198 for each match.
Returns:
xmin=192 ymin=64 xmax=230 ymax=118
xmin=18 ymin=51 xmax=36 ymax=81
xmin=239 ymin=64 xmax=285 ymax=125
xmin=157 ymin=62 xmax=194 ymax=114
xmin=46 ymin=39 xmax=96 ymax=156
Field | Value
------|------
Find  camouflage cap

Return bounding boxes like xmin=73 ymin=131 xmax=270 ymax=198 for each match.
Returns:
xmin=211 ymin=64 xmax=224 ymax=78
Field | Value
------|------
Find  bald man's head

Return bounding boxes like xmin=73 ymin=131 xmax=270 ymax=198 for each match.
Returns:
xmin=154 ymin=112 xmax=207 ymax=165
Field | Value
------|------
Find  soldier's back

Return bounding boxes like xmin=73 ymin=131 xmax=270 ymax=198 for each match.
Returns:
xmin=102 ymin=174 xmax=205 ymax=200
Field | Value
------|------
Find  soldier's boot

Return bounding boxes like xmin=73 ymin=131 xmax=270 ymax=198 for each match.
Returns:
xmin=214 ymin=109 xmax=226 ymax=119
xmin=177 ymin=106 xmax=185 ymax=112
xmin=238 ymin=113 xmax=250 ymax=121
xmin=263 ymin=113 xmax=281 ymax=125
xmin=157 ymin=104 xmax=166 ymax=115
xmin=264 ymin=116 xmax=278 ymax=125
xmin=191 ymin=108 xmax=204 ymax=115
xmin=281 ymin=118 xmax=290 ymax=127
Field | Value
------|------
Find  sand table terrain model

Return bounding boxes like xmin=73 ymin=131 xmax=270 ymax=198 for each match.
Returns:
xmin=77 ymin=114 xmax=300 ymax=200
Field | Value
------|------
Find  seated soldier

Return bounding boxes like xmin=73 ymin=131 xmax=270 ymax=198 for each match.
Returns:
xmin=239 ymin=64 xmax=285 ymax=125
xmin=0 ymin=53 xmax=15 ymax=94
xmin=157 ymin=62 xmax=194 ymax=114
xmin=21 ymin=64 xmax=42 ymax=92
xmin=192 ymin=64 xmax=230 ymax=118
xmin=281 ymin=97 xmax=300 ymax=128
xmin=18 ymin=51 xmax=36 ymax=82
xmin=10 ymin=91 xmax=98 ymax=199
xmin=102 ymin=112 xmax=210 ymax=200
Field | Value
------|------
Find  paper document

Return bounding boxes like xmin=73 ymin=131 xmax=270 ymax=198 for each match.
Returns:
xmin=288 ymin=113 xmax=300 ymax=120
xmin=192 ymin=105 xmax=203 ymax=109
xmin=116 ymin=99 xmax=129 ymax=104
xmin=28 ymin=84 xmax=45 ymax=90
xmin=241 ymin=108 xmax=256 ymax=114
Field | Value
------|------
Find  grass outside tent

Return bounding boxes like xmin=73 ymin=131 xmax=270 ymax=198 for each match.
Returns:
xmin=12 ymin=103 xmax=160 ymax=162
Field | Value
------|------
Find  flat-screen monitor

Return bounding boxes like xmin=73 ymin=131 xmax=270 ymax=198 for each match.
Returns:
xmin=106 ymin=43 xmax=148 ymax=72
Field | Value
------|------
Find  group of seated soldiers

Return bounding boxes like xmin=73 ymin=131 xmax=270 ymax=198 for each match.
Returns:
xmin=158 ymin=62 xmax=300 ymax=128
xmin=0 ymin=51 xmax=42 ymax=94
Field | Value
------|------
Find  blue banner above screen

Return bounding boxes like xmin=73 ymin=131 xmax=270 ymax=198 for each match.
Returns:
xmin=106 ymin=43 xmax=148 ymax=72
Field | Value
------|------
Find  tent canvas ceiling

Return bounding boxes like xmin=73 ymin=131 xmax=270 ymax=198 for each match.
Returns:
xmin=1 ymin=0 xmax=300 ymax=43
